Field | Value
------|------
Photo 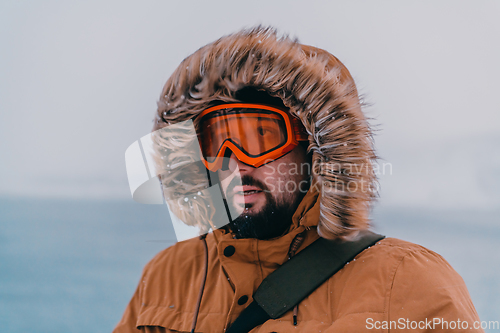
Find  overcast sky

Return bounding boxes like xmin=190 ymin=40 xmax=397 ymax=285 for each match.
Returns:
xmin=1 ymin=0 xmax=499 ymax=210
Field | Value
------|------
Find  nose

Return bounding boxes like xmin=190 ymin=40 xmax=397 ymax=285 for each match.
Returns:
xmin=227 ymin=151 xmax=254 ymax=174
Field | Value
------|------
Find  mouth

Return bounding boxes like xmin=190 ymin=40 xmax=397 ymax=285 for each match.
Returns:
xmin=232 ymin=185 xmax=264 ymax=204
xmin=236 ymin=189 xmax=262 ymax=195
xmin=233 ymin=185 xmax=262 ymax=195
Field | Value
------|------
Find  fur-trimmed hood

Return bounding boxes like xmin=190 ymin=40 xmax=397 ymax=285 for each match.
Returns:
xmin=153 ymin=26 xmax=377 ymax=239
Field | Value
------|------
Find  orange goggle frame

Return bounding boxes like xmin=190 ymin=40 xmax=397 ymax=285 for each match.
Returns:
xmin=195 ymin=103 xmax=308 ymax=171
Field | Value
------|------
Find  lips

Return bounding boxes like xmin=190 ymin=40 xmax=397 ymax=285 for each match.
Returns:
xmin=232 ymin=185 xmax=263 ymax=205
xmin=233 ymin=185 xmax=263 ymax=195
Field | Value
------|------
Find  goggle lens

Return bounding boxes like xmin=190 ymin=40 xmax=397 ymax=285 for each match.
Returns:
xmin=199 ymin=110 xmax=288 ymax=163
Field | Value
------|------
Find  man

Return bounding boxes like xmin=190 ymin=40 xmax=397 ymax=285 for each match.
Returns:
xmin=116 ymin=27 xmax=482 ymax=332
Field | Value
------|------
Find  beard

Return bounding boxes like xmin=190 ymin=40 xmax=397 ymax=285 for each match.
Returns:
xmin=224 ymin=175 xmax=307 ymax=240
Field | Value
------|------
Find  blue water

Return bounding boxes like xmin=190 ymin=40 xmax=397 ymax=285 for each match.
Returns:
xmin=0 ymin=198 xmax=498 ymax=332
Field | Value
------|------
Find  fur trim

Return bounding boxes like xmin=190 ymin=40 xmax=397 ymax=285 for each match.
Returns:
xmin=153 ymin=26 xmax=378 ymax=239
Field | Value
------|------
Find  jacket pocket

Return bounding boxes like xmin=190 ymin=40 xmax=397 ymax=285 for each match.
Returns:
xmin=136 ymin=305 xmax=226 ymax=333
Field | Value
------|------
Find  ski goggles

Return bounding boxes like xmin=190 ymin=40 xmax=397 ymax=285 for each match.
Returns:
xmin=195 ymin=103 xmax=308 ymax=171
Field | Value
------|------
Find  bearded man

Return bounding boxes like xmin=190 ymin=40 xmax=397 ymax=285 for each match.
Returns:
xmin=115 ymin=27 xmax=482 ymax=332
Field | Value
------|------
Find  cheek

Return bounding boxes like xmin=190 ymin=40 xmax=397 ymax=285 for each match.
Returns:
xmin=261 ymin=164 xmax=276 ymax=177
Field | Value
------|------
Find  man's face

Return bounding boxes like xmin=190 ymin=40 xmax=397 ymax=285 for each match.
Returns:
xmin=219 ymin=144 xmax=310 ymax=239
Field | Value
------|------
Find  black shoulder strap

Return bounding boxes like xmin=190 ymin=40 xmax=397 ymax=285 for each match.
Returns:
xmin=226 ymin=230 xmax=385 ymax=333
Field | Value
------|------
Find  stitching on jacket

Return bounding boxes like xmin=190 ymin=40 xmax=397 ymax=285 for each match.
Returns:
xmin=384 ymin=250 xmax=407 ymax=332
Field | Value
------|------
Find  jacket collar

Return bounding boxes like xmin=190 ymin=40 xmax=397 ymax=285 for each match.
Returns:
xmin=212 ymin=185 xmax=321 ymax=267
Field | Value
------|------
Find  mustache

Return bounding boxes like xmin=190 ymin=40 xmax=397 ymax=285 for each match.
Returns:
xmin=226 ymin=175 xmax=270 ymax=195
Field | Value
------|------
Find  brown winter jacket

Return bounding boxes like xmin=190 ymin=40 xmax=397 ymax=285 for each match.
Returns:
xmin=113 ymin=187 xmax=482 ymax=333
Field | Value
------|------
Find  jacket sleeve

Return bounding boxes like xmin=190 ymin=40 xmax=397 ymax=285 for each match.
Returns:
xmin=112 ymin=261 xmax=151 ymax=333
xmin=388 ymin=249 xmax=483 ymax=332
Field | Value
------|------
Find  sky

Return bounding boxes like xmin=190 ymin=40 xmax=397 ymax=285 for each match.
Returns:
xmin=1 ymin=0 xmax=499 ymax=210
